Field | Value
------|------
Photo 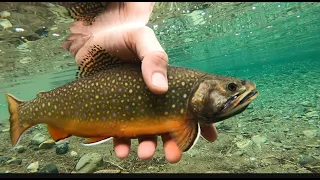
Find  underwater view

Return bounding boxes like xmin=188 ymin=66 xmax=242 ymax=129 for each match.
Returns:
xmin=0 ymin=2 xmax=319 ymax=174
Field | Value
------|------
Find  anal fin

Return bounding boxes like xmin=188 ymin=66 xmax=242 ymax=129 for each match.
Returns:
xmin=169 ymin=119 xmax=201 ymax=152
xmin=82 ymin=137 xmax=113 ymax=146
xmin=47 ymin=125 xmax=71 ymax=142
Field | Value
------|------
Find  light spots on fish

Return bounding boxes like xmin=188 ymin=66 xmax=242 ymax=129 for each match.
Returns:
xmin=17 ymin=66 xmax=204 ymax=127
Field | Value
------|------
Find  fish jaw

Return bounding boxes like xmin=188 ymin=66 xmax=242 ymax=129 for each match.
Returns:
xmin=216 ymin=81 xmax=258 ymax=121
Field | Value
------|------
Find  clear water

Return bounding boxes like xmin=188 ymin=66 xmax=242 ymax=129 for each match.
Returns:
xmin=0 ymin=2 xmax=319 ymax=174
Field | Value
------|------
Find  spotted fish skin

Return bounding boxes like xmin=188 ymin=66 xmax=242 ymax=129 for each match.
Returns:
xmin=21 ymin=65 xmax=205 ymax=126
xmin=8 ymin=65 xmax=206 ymax=147
xmin=6 ymin=45 xmax=258 ymax=152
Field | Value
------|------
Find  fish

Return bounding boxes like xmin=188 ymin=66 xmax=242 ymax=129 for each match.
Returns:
xmin=5 ymin=44 xmax=258 ymax=152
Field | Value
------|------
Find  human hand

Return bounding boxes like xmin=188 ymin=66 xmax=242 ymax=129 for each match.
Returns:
xmin=61 ymin=2 xmax=218 ymax=163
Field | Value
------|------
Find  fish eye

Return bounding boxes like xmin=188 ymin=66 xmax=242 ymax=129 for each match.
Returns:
xmin=227 ymin=83 xmax=237 ymax=91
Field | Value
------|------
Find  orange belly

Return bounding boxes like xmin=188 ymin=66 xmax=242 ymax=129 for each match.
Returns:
xmin=52 ymin=115 xmax=187 ymax=139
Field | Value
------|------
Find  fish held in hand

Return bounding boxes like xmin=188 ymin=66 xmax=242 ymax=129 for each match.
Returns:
xmin=5 ymin=45 xmax=258 ymax=152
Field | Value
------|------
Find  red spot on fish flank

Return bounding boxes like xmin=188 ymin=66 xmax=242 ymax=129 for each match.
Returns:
xmin=118 ymin=88 xmax=122 ymax=92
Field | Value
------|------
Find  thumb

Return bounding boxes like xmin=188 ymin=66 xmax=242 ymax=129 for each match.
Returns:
xmin=132 ymin=26 xmax=169 ymax=94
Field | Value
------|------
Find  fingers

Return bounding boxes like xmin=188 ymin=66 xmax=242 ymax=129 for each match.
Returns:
xmin=161 ymin=134 xmax=182 ymax=164
xmin=137 ymin=136 xmax=157 ymax=160
xmin=200 ymin=124 xmax=218 ymax=142
xmin=132 ymin=27 xmax=169 ymax=94
xmin=114 ymin=126 xmax=217 ymax=163
xmin=113 ymin=138 xmax=131 ymax=159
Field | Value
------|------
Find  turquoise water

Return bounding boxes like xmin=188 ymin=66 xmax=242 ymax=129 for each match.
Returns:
xmin=0 ymin=2 xmax=319 ymax=173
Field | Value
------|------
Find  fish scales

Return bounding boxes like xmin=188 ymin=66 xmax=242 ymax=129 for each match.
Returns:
xmin=6 ymin=45 xmax=258 ymax=152
xmin=18 ymin=65 xmax=205 ymax=135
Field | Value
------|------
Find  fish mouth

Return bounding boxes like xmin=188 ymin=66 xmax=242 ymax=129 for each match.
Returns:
xmin=218 ymin=88 xmax=259 ymax=119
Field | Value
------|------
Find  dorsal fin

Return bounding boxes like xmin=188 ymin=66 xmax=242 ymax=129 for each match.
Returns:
xmin=76 ymin=44 xmax=122 ymax=79
xmin=53 ymin=2 xmax=107 ymax=25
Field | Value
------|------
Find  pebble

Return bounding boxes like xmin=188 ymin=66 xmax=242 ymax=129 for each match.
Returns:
xmin=300 ymin=101 xmax=313 ymax=107
xmin=305 ymin=111 xmax=319 ymax=118
xmin=233 ymin=151 xmax=244 ymax=156
xmin=31 ymin=133 xmax=47 ymax=146
xmin=94 ymin=169 xmax=121 ymax=174
xmin=19 ymin=57 xmax=31 ymax=64
xmin=0 ymin=19 xmax=12 ymax=29
xmin=302 ymin=130 xmax=318 ymax=138
xmin=14 ymin=145 xmax=26 ymax=153
xmin=50 ymin=26 xmax=58 ymax=31
xmin=251 ymin=135 xmax=267 ymax=145
xmin=299 ymin=154 xmax=319 ymax=166
xmin=76 ymin=153 xmax=103 ymax=173
xmin=0 ymin=156 xmax=11 ymax=163
xmin=27 ymin=161 xmax=39 ymax=172
xmin=56 ymin=142 xmax=69 ymax=155
xmin=39 ymin=164 xmax=59 ymax=173
xmin=6 ymin=157 xmax=22 ymax=165
xmin=39 ymin=139 xmax=56 ymax=149
xmin=282 ymin=145 xmax=292 ymax=150
xmin=205 ymin=170 xmax=230 ymax=173
xmin=236 ymin=139 xmax=253 ymax=149
xmin=0 ymin=11 xmax=10 ymax=18
xmin=70 ymin=151 xmax=78 ymax=157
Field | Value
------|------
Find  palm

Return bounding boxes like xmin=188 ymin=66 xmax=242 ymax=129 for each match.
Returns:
xmin=61 ymin=2 xmax=218 ymax=164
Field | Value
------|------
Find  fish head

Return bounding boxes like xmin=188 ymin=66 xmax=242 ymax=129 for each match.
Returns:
xmin=189 ymin=76 xmax=258 ymax=124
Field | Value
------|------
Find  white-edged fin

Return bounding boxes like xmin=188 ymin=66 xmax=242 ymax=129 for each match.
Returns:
xmin=81 ymin=137 xmax=113 ymax=146
xmin=187 ymin=123 xmax=201 ymax=151
xmin=169 ymin=120 xmax=200 ymax=152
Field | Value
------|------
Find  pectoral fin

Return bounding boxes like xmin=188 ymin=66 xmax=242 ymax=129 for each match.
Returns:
xmin=169 ymin=119 xmax=201 ymax=152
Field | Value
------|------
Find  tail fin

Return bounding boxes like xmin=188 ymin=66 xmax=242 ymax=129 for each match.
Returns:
xmin=5 ymin=93 xmax=28 ymax=147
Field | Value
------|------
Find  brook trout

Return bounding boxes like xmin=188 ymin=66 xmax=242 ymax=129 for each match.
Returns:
xmin=6 ymin=45 xmax=258 ymax=152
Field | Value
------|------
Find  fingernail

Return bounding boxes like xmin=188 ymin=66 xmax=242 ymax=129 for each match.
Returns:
xmin=152 ymin=72 xmax=168 ymax=88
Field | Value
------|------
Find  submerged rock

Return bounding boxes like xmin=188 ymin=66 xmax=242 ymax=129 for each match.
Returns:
xmin=76 ymin=153 xmax=103 ymax=173
xmin=205 ymin=170 xmax=230 ymax=173
xmin=236 ymin=139 xmax=253 ymax=149
xmin=305 ymin=111 xmax=319 ymax=118
xmin=14 ymin=145 xmax=26 ymax=153
xmin=0 ymin=156 xmax=11 ymax=163
xmin=39 ymin=139 xmax=55 ymax=149
xmin=299 ymin=155 xmax=319 ymax=166
xmin=70 ymin=151 xmax=78 ymax=157
xmin=251 ymin=135 xmax=267 ymax=145
xmin=0 ymin=11 xmax=10 ymax=18
xmin=300 ymin=101 xmax=314 ymax=107
xmin=303 ymin=130 xmax=318 ymax=138
xmin=31 ymin=133 xmax=46 ymax=146
xmin=0 ymin=19 xmax=12 ymax=29
xmin=27 ymin=161 xmax=39 ymax=172
xmin=6 ymin=157 xmax=22 ymax=165
xmin=39 ymin=164 xmax=59 ymax=173
xmin=94 ymin=169 xmax=121 ymax=174
xmin=56 ymin=142 xmax=69 ymax=155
